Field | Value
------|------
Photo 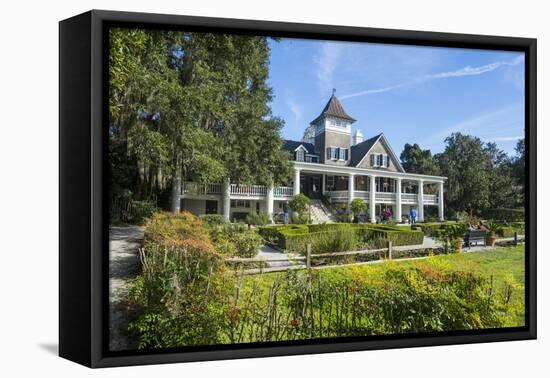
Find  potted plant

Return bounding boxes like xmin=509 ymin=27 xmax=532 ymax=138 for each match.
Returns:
xmin=350 ymin=198 xmax=368 ymax=223
xmin=434 ymin=224 xmax=466 ymax=253
xmin=484 ymin=221 xmax=499 ymax=247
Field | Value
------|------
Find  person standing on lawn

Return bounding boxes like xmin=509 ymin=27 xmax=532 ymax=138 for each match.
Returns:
xmin=409 ymin=208 xmax=417 ymax=224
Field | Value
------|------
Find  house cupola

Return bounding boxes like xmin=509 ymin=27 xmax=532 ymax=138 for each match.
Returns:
xmin=310 ymin=90 xmax=356 ymax=165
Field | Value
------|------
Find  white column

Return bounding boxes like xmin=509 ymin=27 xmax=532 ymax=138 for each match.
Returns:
xmin=395 ymin=178 xmax=402 ymax=223
xmin=348 ymin=173 xmax=355 ymax=204
xmin=369 ymin=175 xmax=376 ymax=223
xmin=418 ymin=179 xmax=424 ymax=223
xmin=222 ymin=178 xmax=231 ymax=221
xmin=438 ymin=181 xmax=445 ymax=221
xmin=293 ymin=168 xmax=301 ymax=196
xmin=266 ymin=179 xmax=275 ymax=223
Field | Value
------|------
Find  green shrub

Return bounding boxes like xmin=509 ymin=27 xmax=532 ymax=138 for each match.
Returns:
xmin=310 ymin=228 xmax=359 ymax=254
xmin=265 ymin=223 xmax=423 ymax=252
xmin=127 ymin=263 xmax=522 ymax=348
xmin=308 ymin=223 xmax=352 ymax=233
xmin=231 ymin=231 xmax=263 ymax=258
xmin=289 ymin=193 xmax=310 ymax=215
xmin=124 ymin=200 xmax=157 ymax=225
xmin=511 ymin=222 xmax=525 ymax=233
xmin=484 ymin=208 xmax=525 ymax=222
xmin=350 ymin=198 xmax=368 ymax=222
xmin=497 ymin=226 xmax=516 ymax=238
xmin=484 ymin=221 xmax=500 ymax=237
xmin=290 ymin=212 xmax=310 ymax=224
xmin=433 ymin=224 xmax=467 ymax=252
xmin=200 ymin=214 xmax=227 ymax=227
xmin=414 ymin=223 xmax=442 ymax=236
xmin=245 ymin=212 xmax=270 ymax=225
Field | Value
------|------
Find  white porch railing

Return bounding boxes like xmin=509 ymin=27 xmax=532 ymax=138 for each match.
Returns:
xmin=182 ymin=181 xmax=294 ymax=199
xmin=182 ymin=181 xmax=223 ymax=195
xmin=274 ymin=186 xmax=294 ymax=198
xmin=326 ymin=190 xmax=349 ymax=201
xmin=423 ymin=194 xmax=438 ymax=205
xmin=354 ymin=191 xmax=370 ymax=200
xmin=327 ymin=191 xmax=432 ymax=205
xmin=375 ymin=192 xmax=396 ymax=202
xmin=231 ymin=184 xmax=267 ymax=197
xmin=401 ymin=193 xmax=418 ymax=204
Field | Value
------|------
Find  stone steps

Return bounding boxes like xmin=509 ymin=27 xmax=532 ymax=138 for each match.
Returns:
xmin=310 ymin=199 xmax=339 ymax=224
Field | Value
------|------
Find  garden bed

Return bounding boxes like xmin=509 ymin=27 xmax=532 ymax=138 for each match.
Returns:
xmin=258 ymin=223 xmax=424 ymax=254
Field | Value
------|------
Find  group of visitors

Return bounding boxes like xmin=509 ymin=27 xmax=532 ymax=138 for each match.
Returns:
xmin=467 ymin=221 xmax=486 ymax=231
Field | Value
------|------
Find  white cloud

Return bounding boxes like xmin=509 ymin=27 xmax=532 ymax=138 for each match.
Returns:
xmin=315 ymin=42 xmax=341 ymax=95
xmin=431 ymin=103 xmax=524 ymax=144
xmin=492 ymin=136 xmax=524 ymax=142
xmin=340 ymin=55 xmax=525 ymax=100
xmin=287 ymin=100 xmax=302 ymax=121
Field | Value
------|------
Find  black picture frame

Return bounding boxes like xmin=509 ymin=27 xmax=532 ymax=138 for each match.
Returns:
xmin=59 ymin=9 xmax=537 ymax=368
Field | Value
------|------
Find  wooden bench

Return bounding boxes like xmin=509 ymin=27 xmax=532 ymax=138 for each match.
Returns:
xmin=465 ymin=230 xmax=486 ymax=248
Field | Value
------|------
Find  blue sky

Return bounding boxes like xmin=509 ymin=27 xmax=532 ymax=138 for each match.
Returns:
xmin=267 ymin=38 xmax=525 ymax=156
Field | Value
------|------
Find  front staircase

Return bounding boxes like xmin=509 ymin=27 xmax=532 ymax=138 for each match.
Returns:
xmin=309 ymin=199 xmax=339 ymax=224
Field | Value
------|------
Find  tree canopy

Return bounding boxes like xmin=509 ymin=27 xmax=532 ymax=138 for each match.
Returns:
xmin=400 ymin=134 xmax=525 ymax=216
xmin=109 ymin=29 xmax=292 ymax=212
xmin=400 ymin=143 xmax=440 ymax=176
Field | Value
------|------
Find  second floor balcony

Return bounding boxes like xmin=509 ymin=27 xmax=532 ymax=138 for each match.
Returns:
xmin=181 ymin=181 xmax=294 ymax=199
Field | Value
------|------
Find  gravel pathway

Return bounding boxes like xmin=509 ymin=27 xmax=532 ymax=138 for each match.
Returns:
xmin=109 ymin=225 xmax=143 ymax=352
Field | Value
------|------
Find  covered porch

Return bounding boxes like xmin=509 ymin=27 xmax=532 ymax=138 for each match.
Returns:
xmin=293 ymin=161 xmax=445 ymax=223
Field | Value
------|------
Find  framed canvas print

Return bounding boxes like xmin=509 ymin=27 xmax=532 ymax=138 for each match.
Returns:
xmin=59 ymin=10 xmax=536 ymax=368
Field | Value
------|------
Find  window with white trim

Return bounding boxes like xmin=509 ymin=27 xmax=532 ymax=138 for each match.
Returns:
xmin=296 ymin=150 xmax=305 ymax=162
xmin=327 ymin=147 xmax=339 ymax=160
xmin=370 ymin=153 xmax=390 ymax=168
xmin=338 ymin=147 xmax=348 ymax=161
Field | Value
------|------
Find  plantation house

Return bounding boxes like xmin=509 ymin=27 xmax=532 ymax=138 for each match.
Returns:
xmin=181 ymin=94 xmax=446 ymax=223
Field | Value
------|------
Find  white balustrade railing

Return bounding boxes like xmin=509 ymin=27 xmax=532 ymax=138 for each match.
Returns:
xmin=181 ymin=183 xmax=439 ymax=206
xmin=327 ymin=190 xmax=348 ymax=201
xmin=375 ymin=192 xmax=396 ymax=202
xmin=354 ymin=191 xmax=370 ymax=200
xmin=231 ymin=184 xmax=267 ymax=197
xmin=182 ymin=182 xmax=294 ymax=198
xmin=423 ymin=194 xmax=438 ymax=204
xmin=401 ymin=193 xmax=418 ymax=203
xmin=182 ymin=181 xmax=222 ymax=195
xmin=274 ymin=186 xmax=294 ymax=198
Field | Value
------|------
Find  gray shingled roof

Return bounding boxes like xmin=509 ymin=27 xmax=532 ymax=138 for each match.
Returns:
xmin=311 ymin=95 xmax=356 ymax=124
xmin=282 ymin=140 xmax=317 ymax=155
xmin=350 ymin=134 xmax=382 ymax=166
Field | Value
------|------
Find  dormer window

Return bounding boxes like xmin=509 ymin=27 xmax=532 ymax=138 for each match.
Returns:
xmin=296 ymin=150 xmax=305 ymax=162
xmin=371 ymin=153 xmax=390 ymax=168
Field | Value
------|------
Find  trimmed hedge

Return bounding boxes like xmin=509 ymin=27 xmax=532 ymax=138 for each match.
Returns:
xmin=199 ymin=214 xmax=227 ymax=227
xmin=497 ymin=227 xmax=516 ymax=238
xmin=511 ymin=222 xmax=525 ymax=232
xmin=412 ymin=222 xmax=464 ymax=237
xmin=259 ymin=223 xmax=423 ymax=253
xmin=484 ymin=208 xmax=525 ymax=222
